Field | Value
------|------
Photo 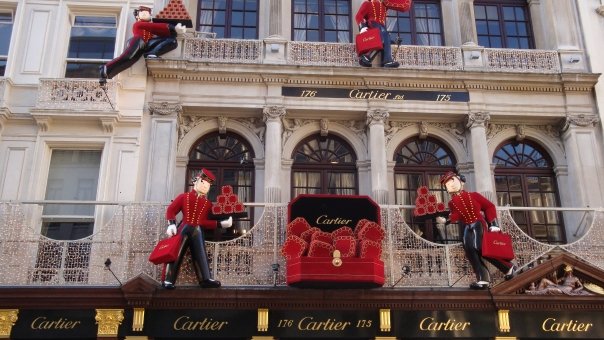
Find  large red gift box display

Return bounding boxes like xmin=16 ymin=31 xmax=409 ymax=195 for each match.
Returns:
xmin=283 ymin=194 xmax=385 ymax=288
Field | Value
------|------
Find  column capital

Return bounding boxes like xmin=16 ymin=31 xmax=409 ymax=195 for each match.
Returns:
xmin=366 ymin=109 xmax=389 ymax=126
xmin=466 ymin=111 xmax=490 ymax=129
xmin=263 ymin=105 xmax=286 ymax=122
xmin=148 ymin=101 xmax=183 ymax=116
xmin=560 ymin=113 xmax=599 ymax=132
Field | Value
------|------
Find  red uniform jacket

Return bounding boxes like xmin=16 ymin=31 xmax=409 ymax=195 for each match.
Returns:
xmin=132 ymin=21 xmax=172 ymax=43
xmin=166 ymin=191 xmax=218 ymax=229
xmin=355 ymin=0 xmax=388 ymax=26
xmin=447 ymin=191 xmax=496 ymax=228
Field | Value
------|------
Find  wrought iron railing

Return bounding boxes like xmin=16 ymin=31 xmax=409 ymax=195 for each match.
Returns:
xmin=0 ymin=201 xmax=602 ymax=288
xmin=183 ymin=37 xmax=263 ymax=64
xmin=35 ymin=78 xmax=117 ymax=111
xmin=483 ymin=48 xmax=561 ymax=73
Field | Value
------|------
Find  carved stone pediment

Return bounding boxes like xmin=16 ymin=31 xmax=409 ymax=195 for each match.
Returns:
xmin=491 ymin=251 xmax=604 ymax=296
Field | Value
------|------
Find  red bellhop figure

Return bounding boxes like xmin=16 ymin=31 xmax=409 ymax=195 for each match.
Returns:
xmin=162 ymin=169 xmax=233 ymax=289
xmin=436 ymin=171 xmax=517 ymax=289
xmin=99 ymin=6 xmax=186 ymax=84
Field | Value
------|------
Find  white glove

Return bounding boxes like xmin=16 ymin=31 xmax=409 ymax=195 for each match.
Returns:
xmin=435 ymin=216 xmax=446 ymax=225
xmin=220 ymin=216 xmax=233 ymax=229
xmin=489 ymin=226 xmax=501 ymax=232
xmin=360 ymin=27 xmax=368 ymax=33
xmin=175 ymin=23 xmax=187 ymax=35
xmin=166 ymin=224 xmax=177 ymax=237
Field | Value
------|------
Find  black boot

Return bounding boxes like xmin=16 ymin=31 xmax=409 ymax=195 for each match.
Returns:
xmin=200 ymin=279 xmax=221 ymax=288
xmin=382 ymin=61 xmax=400 ymax=68
xmin=359 ymin=55 xmax=372 ymax=67
xmin=99 ymin=65 xmax=108 ymax=86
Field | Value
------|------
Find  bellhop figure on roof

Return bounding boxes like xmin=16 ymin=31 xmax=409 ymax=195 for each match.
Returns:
xmin=98 ymin=5 xmax=187 ymax=84
xmin=162 ymin=169 xmax=233 ymax=289
xmin=436 ymin=171 xmax=518 ymax=289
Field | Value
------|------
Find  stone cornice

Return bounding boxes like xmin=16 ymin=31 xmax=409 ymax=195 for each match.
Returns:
xmin=147 ymin=60 xmax=600 ymax=93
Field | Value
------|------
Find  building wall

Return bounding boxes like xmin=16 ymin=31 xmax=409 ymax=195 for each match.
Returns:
xmin=0 ymin=0 xmax=602 ymax=242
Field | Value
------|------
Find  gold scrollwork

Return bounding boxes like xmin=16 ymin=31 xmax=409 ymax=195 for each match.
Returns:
xmin=95 ymin=309 xmax=124 ymax=338
xmin=0 ymin=309 xmax=18 ymax=338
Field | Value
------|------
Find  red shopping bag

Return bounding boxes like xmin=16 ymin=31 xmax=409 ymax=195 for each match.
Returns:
xmin=355 ymin=28 xmax=383 ymax=56
xmin=481 ymin=231 xmax=515 ymax=261
xmin=148 ymin=235 xmax=182 ymax=265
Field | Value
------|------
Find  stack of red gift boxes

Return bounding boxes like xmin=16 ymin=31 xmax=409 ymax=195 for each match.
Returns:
xmin=413 ymin=186 xmax=446 ymax=217
xmin=280 ymin=217 xmax=385 ymax=262
xmin=155 ymin=0 xmax=192 ymax=21
xmin=153 ymin=0 xmax=193 ymax=28
xmin=212 ymin=185 xmax=247 ymax=218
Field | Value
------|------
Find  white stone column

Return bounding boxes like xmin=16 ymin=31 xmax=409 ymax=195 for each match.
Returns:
xmin=366 ymin=109 xmax=389 ymax=204
xmin=144 ymin=102 xmax=181 ymax=202
xmin=263 ymin=105 xmax=286 ymax=203
xmin=458 ymin=0 xmax=478 ymax=45
xmin=560 ymin=114 xmax=603 ymax=208
xmin=466 ymin=112 xmax=494 ymax=199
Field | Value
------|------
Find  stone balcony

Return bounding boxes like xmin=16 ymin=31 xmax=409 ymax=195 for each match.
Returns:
xmin=28 ymin=37 xmax=589 ymax=113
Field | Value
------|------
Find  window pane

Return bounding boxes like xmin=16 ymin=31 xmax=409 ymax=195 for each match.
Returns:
xmin=42 ymin=150 xmax=101 ymax=240
xmin=0 ymin=16 xmax=13 ymax=55
xmin=66 ymin=15 xmax=116 ymax=76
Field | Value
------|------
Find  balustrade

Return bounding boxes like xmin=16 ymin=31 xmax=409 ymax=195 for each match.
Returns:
xmin=1 ymin=201 xmax=602 ymax=288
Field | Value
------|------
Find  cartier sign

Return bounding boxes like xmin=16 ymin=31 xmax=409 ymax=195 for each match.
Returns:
xmin=508 ymin=311 xmax=604 ymax=338
xmin=10 ymin=310 xmax=97 ymax=339
xmin=269 ymin=310 xmax=378 ymax=338
xmin=288 ymin=194 xmax=381 ymax=232
xmin=282 ymin=86 xmax=470 ymax=102
xmin=393 ymin=311 xmax=496 ymax=338
xmin=144 ymin=309 xmax=255 ymax=338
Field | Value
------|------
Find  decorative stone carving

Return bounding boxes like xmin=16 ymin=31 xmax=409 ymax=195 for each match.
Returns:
xmin=524 ymin=265 xmax=600 ymax=296
xmin=515 ymin=124 xmax=526 ymax=141
xmin=34 ymin=117 xmax=51 ymax=132
xmin=218 ymin=116 xmax=227 ymax=135
xmin=466 ymin=112 xmax=490 ymax=129
xmin=178 ymin=114 xmax=208 ymax=144
xmin=320 ymin=118 xmax=329 ymax=137
xmin=234 ymin=117 xmax=266 ymax=143
xmin=281 ymin=118 xmax=308 ymax=144
xmin=384 ymin=121 xmax=414 ymax=146
xmin=418 ymin=121 xmax=429 ymax=139
xmin=263 ymin=105 xmax=286 ymax=122
xmin=366 ymin=109 xmax=389 ymax=126
xmin=100 ymin=118 xmax=116 ymax=134
xmin=560 ymin=113 xmax=600 ymax=133
xmin=148 ymin=102 xmax=183 ymax=116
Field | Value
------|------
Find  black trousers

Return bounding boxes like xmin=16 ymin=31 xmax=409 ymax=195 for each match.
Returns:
xmin=463 ymin=221 xmax=512 ymax=282
xmin=164 ymin=224 xmax=213 ymax=285
xmin=104 ymin=36 xmax=177 ymax=79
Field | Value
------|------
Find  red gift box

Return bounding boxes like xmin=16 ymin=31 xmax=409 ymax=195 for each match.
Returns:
xmin=355 ymin=28 xmax=383 ymax=56
xmin=482 ymin=231 xmax=515 ymax=261
xmin=286 ymin=257 xmax=384 ymax=288
xmin=148 ymin=235 xmax=182 ymax=265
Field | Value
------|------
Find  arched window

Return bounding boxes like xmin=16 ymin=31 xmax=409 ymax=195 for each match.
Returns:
xmin=394 ymin=137 xmax=457 ymax=243
xmin=188 ymin=132 xmax=254 ymax=241
xmin=493 ymin=140 xmax=565 ymax=243
xmin=291 ymin=134 xmax=357 ymax=197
